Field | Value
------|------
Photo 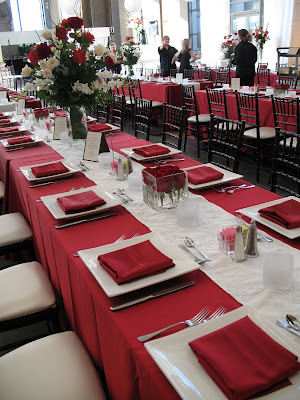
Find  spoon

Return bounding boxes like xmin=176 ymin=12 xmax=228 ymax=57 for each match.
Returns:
xmin=286 ymin=314 xmax=300 ymax=331
xmin=118 ymin=188 xmax=134 ymax=202
xmin=183 ymin=237 xmax=211 ymax=261
xmin=227 ymin=185 xmax=255 ymax=194
xmin=218 ymin=184 xmax=247 ymax=193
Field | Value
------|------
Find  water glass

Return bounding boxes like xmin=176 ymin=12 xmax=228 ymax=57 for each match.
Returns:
xmin=127 ymin=170 xmax=142 ymax=191
xmin=176 ymin=198 xmax=199 ymax=228
xmin=263 ymin=253 xmax=294 ymax=290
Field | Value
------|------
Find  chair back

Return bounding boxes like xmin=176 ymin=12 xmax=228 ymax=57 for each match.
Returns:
xmin=136 ymin=67 xmax=143 ymax=76
xmin=170 ymin=69 xmax=177 ymax=78
xmin=134 ymin=98 xmax=152 ymax=141
xmin=183 ymin=69 xmax=194 ymax=79
xmin=215 ymin=69 xmax=230 ymax=87
xmin=257 ymin=68 xmax=270 ymax=86
xmin=277 ymin=74 xmax=298 ymax=90
xmin=199 ymin=68 xmax=212 ymax=81
xmin=258 ymin=63 xmax=268 ymax=68
xmin=162 ymin=103 xmax=186 ymax=150
xmin=271 ymin=127 xmax=300 ymax=196
xmin=271 ymin=96 xmax=299 ymax=135
xmin=111 ymin=94 xmax=125 ymax=131
xmin=131 ymin=79 xmax=142 ymax=100
xmin=208 ymin=115 xmax=245 ymax=173
xmin=206 ymin=88 xmax=228 ymax=119
xmin=235 ymin=92 xmax=258 ymax=128
xmin=156 ymin=67 xmax=164 ymax=77
xmin=179 ymin=84 xmax=198 ymax=117
xmin=145 ymin=68 xmax=153 ymax=77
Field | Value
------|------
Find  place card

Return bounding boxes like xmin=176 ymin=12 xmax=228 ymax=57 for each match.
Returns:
xmin=175 ymin=73 xmax=183 ymax=84
xmin=0 ymin=91 xmax=7 ymax=102
xmin=83 ymin=130 xmax=110 ymax=162
xmin=17 ymin=98 xmax=25 ymax=115
xmin=53 ymin=116 xmax=68 ymax=140
xmin=231 ymin=78 xmax=240 ymax=91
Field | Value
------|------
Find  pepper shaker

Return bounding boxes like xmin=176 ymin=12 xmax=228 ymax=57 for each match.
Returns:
xmin=245 ymin=219 xmax=259 ymax=257
xmin=232 ymin=226 xmax=246 ymax=263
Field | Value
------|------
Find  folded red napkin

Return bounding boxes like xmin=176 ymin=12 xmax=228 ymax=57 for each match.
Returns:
xmin=88 ymin=123 xmax=111 ymax=132
xmin=133 ymin=145 xmax=171 ymax=157
xmin=188 ymin=166 xmax=224 ymax=184
xmin=189 ymin=316 xmax=300 ymax=400
xmin=31 ymin=161 xmax=69 ymax=178
xmin=7 ymin=136 xmax=34 ymax=145
xmin=0 ymin=126 xmax=19 ymax=134
xmin=57 ymin=190 xmax=106 ymax=214
xmin=259 ymin=199 xmax=300 ymax=229
xmin=0 ymin=112 xmax=3 ymax=116
xmin=98 ymin=240 xmax=175 ymax=284
xmin=0 ymin=119 xmax=11 ymax=124
xmin=54 ymin=110 xmax=66 ymax=117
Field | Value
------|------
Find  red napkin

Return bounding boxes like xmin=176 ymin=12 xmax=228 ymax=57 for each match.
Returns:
xmin=54 ymin=110 xmax=66 ymax=117
xmin=57 ymin=190 xmax=106 ymax=214
xmin=189 ymin=316 xmax=300 ymax=400
xmin=98 ymin=240 xmax=175 ymax=284
xmin=7 ymin=136 xmax=34 ymax=145
xmin=188 ymin=166 xmax=224 ymax=184
xmin=259 ymin=199 xmax=300 ymax=229
xmin=0 ymin=112 xmax=3 ymax=116
xmin=31 ymin=161 xmax=69 ymax=178
xmin=0 ymin=119 xmax=11 ymax=124
xmin=88 ymin=123 xmax=111 ymax=132
xmin=0 ymin=126 xmax=19 ymax=134
xmin=133 ymin=145 xmax=171 ymax=157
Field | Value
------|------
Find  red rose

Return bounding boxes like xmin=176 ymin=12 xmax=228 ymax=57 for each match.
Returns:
xmin=56 ymin=26 xmax=68 ymax=41
xmin=224 ymin=36 xmax=226 ymax=39
xmin=125 ymin=36 xmax=130 ymax=41
xmin=61 ymin=19 xmax=70 ymax=29
xmin=36 ymin=43 xmax=51 ymax=60
xmin=72 ymin=49 xmax=86 ymax=64
xmin=265 ymin=31 xmax=269 ymax=34
xmin=67 ymin=17 xmax=84 ymax=29
xmin=82 ymin=31 xmax=95 ymax=44
xmin=28 ymin=50 xmax=39 ymax=65
xmin=105 ymin=55 xmax=114 ymax=67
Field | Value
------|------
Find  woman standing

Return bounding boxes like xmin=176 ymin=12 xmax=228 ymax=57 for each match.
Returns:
xmin=158 ymin=36 xmax=178 ymax=77
xmin=177 ymin=39 xmax=200 ymax=73
xmin=233 ymin=29 xmax=257 ymax=86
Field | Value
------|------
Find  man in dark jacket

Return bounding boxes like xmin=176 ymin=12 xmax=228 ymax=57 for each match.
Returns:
xmin=233 ymin=29 xmax=257 ymax=86
xmin=158 ymin=36 xmax=177 ymax=77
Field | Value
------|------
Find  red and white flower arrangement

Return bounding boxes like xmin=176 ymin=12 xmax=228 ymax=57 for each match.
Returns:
xmin=252 ymin=26 xmax=270 ymax=60
xmin=220 ymin=33 xmax=238 ymax=66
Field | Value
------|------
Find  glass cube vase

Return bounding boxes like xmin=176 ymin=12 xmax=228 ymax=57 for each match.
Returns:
xmin=142 ymin=167 xmax=188 ymax=211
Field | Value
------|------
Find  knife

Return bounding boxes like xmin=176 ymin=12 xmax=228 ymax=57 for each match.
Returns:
xmin=55 ymin=211 xmax=116 ymax=229
xmin=29 ymin=178 xmax=74 ymax=188
xmin=276 ymin=319 xmax=300 ymax=337
xmin=110 ymin=280 xmax=194 ymax=311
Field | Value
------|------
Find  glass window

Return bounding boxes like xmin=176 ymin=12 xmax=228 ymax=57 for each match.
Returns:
xmin=10 ymin=0 xmax=45 ymax=31
xmin=188 ymin=0 xmax=201 ymax=52
xmin=230 ymin=0 xmax=262 ymax=33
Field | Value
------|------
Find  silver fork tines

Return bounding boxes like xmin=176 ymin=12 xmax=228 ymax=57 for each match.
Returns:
xmin=201 ymin=306 xmax=226 ymax=323
xmin=137 ymin=306 xmax=210 ymax=342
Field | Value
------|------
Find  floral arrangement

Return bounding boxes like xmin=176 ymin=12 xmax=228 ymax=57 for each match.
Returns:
xmin=220 ymin=33 xmax=238 ymax=67
xmin=252 ymin=26 xmax=270 ymax=61
xmin=142 ymin=165 xmax=188 ymax=211
xmin=118 ymin=37 xmax=141 ymax=75
xmin=122 ymin=11 xmax=143 ymax=38
xmin=273 ymin=82 xmax=290 ymax=97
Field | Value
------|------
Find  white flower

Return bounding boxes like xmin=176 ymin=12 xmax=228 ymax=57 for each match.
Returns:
xmin=54 ymin=49 xmax=61 ymax=59
xmin=94 ymin=44 xmax=106 ymax=57
xmin=23 ymin=82 xmax=33 ymax=91
xmin=47 ymin=57 xmax=59 ymax=69
xmin=41 ymin=29 xmax=52 ymax=40
xmin=42 ymin=68 xmax=53 ymax=78
xmin=39 ymin=60 xmax=48 ymax=70
xmin=72 ymin=80 xmax=92 ymax=94
xmin=21 ymin=65 xmax=33 ymax=78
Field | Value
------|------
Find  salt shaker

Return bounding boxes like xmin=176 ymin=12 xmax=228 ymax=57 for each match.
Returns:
xmin=127 ymin=155 xmax=133 ymax=174
xmin=245 ymin=219 xmax=259 ymax=257
xmin=232 ymin=226 xmax=246 ymax=263
xmin=116 ymin=158 xmax=125 ymax=181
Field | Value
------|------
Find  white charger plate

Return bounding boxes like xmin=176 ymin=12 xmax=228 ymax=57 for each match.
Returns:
xmin=77 ymin=232 xmax=200 ymax=297
xmin=145 ymin=305 xmax=300 ymax=400
xmin=184 ymin=163 xmax=243 ymax=189
xmin=120 ymin=143 xmax=181 ymax=161
xmin=20 ymin=159 xmax=80 ymax=182
xmin=41 ymin=185 xmax=122 ymax=220
xmin=1 ymin=135 xmax=42 ymax=149
xmin=237 ymin=196 xmax=300 ymax=239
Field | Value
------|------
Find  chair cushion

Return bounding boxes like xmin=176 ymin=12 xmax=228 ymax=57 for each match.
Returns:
xmin=0 ymin=180 xmax=4 ymax=199
xmin=152 ymin=101 xmax=163 ymax=107
xmin=244 ymin=127 xmax=276 ymax=140
xmin=0 ymin=212 xmax=32 ymax=247
xmin=188 ymin=114 xmax=211 ymax=123
xmin=280 ymin=137 xmax=297 ymax=148
xmin=0 ymin=262 xmax=56 ymax=322
xmin=0 ymin=331 xmax=106 ymax=400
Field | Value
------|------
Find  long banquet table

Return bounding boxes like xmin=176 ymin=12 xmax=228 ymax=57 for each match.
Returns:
xmin=1 ymin=121 xmax=300 ymax=399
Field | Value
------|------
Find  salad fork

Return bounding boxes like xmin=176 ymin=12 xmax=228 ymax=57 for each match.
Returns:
xmin=138 ymin=306 xmax=210 ymax=342
xmin=201 ymin=306 xmax=226 ymax=322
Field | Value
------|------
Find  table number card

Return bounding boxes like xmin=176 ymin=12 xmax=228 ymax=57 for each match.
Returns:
xmin=176 ymin=73 xmax=183 ymax=84
xmin=0 ymin=91 xmax=7 ymax=102
xmin=231 ymin=78 xmax=240 ymax=91
xmin=17 ymin=99 xmax=25 ymax=115
xmin=83 ymin=130 xmax=109 ymax=162
xmin=53 ymin=116 xmax=68 ymax=140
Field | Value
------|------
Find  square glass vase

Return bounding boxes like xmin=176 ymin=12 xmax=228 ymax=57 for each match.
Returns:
xmin=142 ymin=169 xmax=188 ymax=211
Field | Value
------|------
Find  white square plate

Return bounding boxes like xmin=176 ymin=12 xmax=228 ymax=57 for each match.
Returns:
xmin=237 ymin=196 xmax=300 ymax=239
xmin=20 ymin=159 xmax=81 ymax=182
xmin=1 ymin=135 xmax=42 ymax=149
xmin=183 ymin=163 xmax=243 ymax=189
xmin=145 ymin=306 xmax=300 ymax=400
xmin=78 ymin=232 xmax=200 ymax=297
xmin=120 ymin=143 xmax=181 ymax=161
xmin=87 ymin=123 xmax=121 ymax=134
xmin=41 ymin=185 xmax=122 ymax=220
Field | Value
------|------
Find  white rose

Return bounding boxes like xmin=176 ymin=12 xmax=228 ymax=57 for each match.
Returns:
xmin=94 ymin=44 xmax=106 ymax=57
xmin=21 ymin=65 xmax=33 ymax=78
xmin=41 ymin=29 xmax=52 ymax=40
xmin=42 ymin=68 xmax=53 ymax=78
xmin=39 ymin=60 xmax=48 ymax=70
xmin=47 ymin=57 xmax=59 ymax=69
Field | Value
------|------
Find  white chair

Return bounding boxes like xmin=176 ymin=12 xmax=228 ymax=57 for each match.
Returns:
xmin=0 ymin=331 xmax=106 ymax=400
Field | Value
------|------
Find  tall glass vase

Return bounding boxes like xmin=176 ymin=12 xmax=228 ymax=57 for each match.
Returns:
xmin=68 ymin=105 xmax=87 ymax=150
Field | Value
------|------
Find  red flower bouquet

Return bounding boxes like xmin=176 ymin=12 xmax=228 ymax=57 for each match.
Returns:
xmin=142 ymin=165 xmax=188 ymax=211
xmin=273 ymin=83 xmax=290 ymax=97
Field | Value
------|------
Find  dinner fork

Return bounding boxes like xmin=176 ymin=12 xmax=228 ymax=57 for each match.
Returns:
xmin=137 ymin=307 xmax=210 ymax=342
xmin=201 ymin=306 xmax=226 ymax=322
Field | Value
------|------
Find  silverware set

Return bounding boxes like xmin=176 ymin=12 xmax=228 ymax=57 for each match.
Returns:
xmin=178 ymin=237 xmax=211 ymax=264
xmin=218 ymin=184 xmax=255 ymax=194
xmin=113 ymin=188 xmax=134 ymax=203
xmin=276 ymin=314 xmax=300 ymax=338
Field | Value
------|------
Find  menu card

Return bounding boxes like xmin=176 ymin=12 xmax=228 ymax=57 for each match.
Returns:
xmin=176 ymin=73 xmax=183 ymax=84
xmin=17 ymin=99 xmax=25 ymax=115
xmin=231 ymin=78 xmax=240 ymax=91
xmin=83 ymin=130 xmax=110 ymax=162
xmin=53 ymin=116 xmax=68 ymax=140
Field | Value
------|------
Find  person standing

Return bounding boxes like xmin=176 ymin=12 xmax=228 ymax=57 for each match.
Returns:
xmin=158 ymin=36 xmax=177 ymax=77
xmin=176 ymin=38 xmax=200 ymax=73
xmin=233 ymin=29 xmax=257 ymax=86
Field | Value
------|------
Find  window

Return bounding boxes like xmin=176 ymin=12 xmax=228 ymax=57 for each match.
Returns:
xmin=10 ymin=0 xmax=45 ymax=31
xmin=230 ymin=0 xmax=263 ymax=33
xmin=188 ymin=0 xmax=201 ymax=52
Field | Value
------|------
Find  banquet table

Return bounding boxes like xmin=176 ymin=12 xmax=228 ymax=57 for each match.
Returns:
xmin=1 ymin=119 xmax=300 ymax=400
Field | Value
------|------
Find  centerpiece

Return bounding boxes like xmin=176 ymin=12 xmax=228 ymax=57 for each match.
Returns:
xmin=142 ymin=165 xmax=188 ymax=211
xmin=21 ymin=16 xmax=123 ymax=142
xmin=253 ymin=26 xmax=270 ymax=62
xmin=118 ymin=37 xmax=141 ymax=76
xmin=220 ymin=33 xmax=238 ymax=67
xmin=273 ymin=83 xmax=290 ymax=97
